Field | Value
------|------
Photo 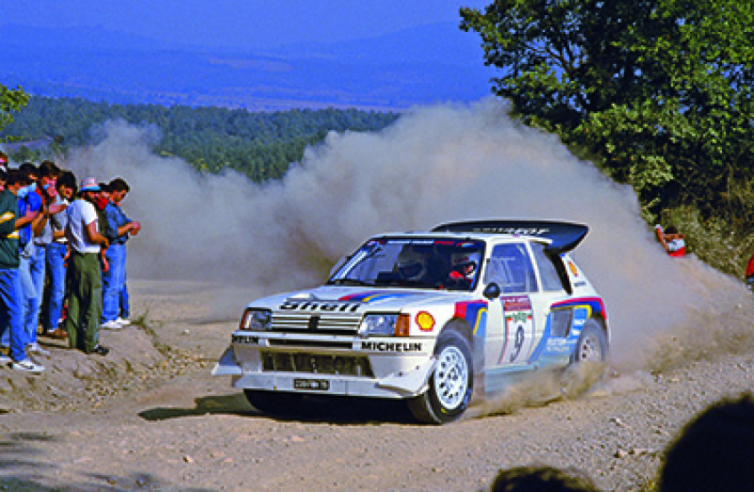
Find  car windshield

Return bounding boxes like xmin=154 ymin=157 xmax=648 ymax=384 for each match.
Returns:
xmin=328 ymin=238 xmax=485 ymax=291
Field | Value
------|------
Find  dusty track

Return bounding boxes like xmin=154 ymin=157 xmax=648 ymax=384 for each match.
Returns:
xmin=0 ymin=280 xmax=751 ymax=491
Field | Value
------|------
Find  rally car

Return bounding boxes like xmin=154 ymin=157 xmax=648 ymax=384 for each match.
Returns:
xmin=213 ymin=219 xmax=610 ymax=424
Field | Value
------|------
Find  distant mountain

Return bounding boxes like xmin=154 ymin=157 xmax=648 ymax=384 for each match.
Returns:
xmin=0 ymin=22 xmax=495 ymax=111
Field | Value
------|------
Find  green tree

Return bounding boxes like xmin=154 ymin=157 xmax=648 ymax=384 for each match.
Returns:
xmin=461 ymin=0 xmax=754 ymax=216
xmin=0 ymin=84 xmax=30 ymax=138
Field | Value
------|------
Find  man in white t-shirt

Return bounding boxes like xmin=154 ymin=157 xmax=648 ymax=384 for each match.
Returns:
xmin=63 ymin=177 xmax=110 ymax=356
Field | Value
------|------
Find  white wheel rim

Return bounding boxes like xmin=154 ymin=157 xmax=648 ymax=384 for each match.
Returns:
xmin=434 ymin=345 xmax=468 ymax=410
xmin=578 ymin=332 xmax=600 ymax=362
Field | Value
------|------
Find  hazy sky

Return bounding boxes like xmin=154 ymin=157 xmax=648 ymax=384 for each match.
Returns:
xmin=3 ymin=0 xmax=490 ymax=49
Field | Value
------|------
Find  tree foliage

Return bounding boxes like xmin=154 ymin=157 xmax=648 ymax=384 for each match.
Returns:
xmin=0 ymin=84 xmax=31 ymax=138
xmin=461 ymin=0 xmax=754 ymax=218
xmin=1 ymin=97 xmax=398 ymax=181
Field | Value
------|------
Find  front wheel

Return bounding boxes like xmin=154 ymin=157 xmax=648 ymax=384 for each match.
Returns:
xmin=244 ymin=390 xmax=303 ymax=416
xmin=408 ymin=330 xmax=473 ymax=424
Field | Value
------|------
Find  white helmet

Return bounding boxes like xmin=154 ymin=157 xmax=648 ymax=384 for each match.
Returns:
xmin=451 ymin=250 xmax=480 ymax=278
xmin=396 ymin=248 xmax=427 ymax=281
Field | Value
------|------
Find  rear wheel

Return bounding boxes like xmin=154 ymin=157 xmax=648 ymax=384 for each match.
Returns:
xmin=244 ymin=390 xmax=303 ymax=416
xmin=570 ymin=319 xmax=608 ymax=364
xmin=408 ymin=330 xmax=473 ymax=424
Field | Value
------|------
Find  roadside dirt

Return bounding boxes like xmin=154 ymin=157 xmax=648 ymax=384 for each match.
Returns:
xmin=0 ymin=279 xmax=751 ymax=491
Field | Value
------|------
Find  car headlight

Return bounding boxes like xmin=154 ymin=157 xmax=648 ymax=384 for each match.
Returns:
xmin=360 ymin=313 xmax=410 ymax=337
xmin=239 ymin=309 xmax=272 ymax=331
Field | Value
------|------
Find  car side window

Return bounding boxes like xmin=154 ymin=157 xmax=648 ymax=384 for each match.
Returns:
xmin=531 ymin=242 xmax=566 ymax=292
xmin=483 ymin=243 xmax=538 ymax=293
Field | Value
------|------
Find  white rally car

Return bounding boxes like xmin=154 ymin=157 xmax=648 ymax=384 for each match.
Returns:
xmin=213 ymin=220 xmax=609 ymax=424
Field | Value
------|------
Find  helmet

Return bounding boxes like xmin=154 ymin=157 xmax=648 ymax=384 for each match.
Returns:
xmin=451 ymin=250 xmax=480 ymax=278
xmin=396 ymin=248 xmax=427 ymax=281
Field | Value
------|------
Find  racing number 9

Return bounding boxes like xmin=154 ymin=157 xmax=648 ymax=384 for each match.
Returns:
xmin=510 ymin=326 xmax=525 ymax=362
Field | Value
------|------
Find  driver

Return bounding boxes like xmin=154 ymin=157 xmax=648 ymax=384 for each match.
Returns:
xmin=448 ymin=251 xmax=480 ymax=287
xmin=396 ymin=247 xmax=427 ymax=282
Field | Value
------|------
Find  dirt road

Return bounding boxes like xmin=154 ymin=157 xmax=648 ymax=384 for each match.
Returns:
xmin=0 ymin=280 xmax=751 ymax=491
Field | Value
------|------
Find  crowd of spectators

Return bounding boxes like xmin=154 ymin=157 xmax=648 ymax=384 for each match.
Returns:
xmin=0 ymin=150 xmax=140 ymax=372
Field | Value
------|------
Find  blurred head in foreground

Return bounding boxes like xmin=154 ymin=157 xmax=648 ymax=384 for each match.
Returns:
xmin=660 ymin=392 xmax=754 ymax=492
xmin=490 ymin=465 xmax=599 ymax=492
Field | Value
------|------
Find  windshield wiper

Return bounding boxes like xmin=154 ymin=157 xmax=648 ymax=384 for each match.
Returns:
xmin=328 ymin=279 xmax=375 ymax=286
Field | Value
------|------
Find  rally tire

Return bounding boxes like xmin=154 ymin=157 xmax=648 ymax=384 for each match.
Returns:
xmin=408 ymin=330 xmax=473 ymax=425
xmin=244 ymin=390 xmax=303 ymax=416
xmin=570 ymin=318 xmax=608 ymax=364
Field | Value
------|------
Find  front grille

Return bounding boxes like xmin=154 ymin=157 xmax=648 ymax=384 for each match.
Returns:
xmin=271 ymin=312 xmax=363 ymax=335
xmin=261 ymin=351 xmax=374 ymax=377
xmin=268 ymin=339 xmax=353 ymax=349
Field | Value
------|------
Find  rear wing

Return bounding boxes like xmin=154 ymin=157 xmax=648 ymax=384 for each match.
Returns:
xmin=431 ymin=219 xmax=589 ymax=255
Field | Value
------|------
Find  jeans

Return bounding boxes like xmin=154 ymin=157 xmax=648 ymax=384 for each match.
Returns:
xmin=102 ymin=243 xmax=128 ymax=322
xmin=24 ymin=245 xmax=46 ymax=344
xmin=44 ymin=242 xmax=67 ymax=331
xmin=18 ymin=251 xmax=38 ymax=346
xmin=0 ymin=269 xmax=29 ymax=362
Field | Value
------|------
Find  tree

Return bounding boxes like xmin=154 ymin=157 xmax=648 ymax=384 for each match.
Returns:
xmin=461 ymin=0 xmax=754 ymax=216
xmin=0 ymin=84 xmax=31 ymax=138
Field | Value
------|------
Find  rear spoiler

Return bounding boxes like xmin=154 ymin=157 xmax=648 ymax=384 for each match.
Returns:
xmin=431 ymin=219 xmax=589 ymax=255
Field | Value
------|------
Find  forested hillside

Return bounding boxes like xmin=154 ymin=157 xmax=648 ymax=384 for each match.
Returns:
xmin=1 ymin=97 xmax=399 ymax=181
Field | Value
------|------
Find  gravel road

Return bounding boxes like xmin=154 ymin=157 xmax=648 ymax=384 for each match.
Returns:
xmin=0 ymin=279 xmax=751 ymax=491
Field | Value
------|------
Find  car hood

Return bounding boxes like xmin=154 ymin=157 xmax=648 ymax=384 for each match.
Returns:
xmin=248 ymin=286 xmax=465 ymax=314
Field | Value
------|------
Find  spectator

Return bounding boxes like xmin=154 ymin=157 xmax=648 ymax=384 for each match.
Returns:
xmin=744 ymin=252 xmax=754 ymax=292
xmin=63 ymin=177 xmax=109 ymax=356
xmin=490 ymin=465 xmax=599 ymax=492
xmin=42 ymin=169 xmax=74 ymax=339
xmin=24 ymin=161 xmax=62 ymax=355
xmin=659 ymin=393 xmax=754 ymax=492
xmin=0 ymin=170 xmax=44 ymax=372
xmin=14 ymin=165 xmax=45 ymax=356
xmin=102 ymin=177 xmax=140 ymax=329
xmin=654 ymin=224 xmax=686 ymax=257
xmin=0 ymin=151 xmax=7 ymax=173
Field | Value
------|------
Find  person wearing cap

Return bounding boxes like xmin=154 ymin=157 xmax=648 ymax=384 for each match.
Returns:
xmin=63 ymin=177 xmax=110 ymax=356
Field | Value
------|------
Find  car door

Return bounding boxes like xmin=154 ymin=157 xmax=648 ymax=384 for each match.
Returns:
xmin=481 ymin=242 xmax=542 ymax=371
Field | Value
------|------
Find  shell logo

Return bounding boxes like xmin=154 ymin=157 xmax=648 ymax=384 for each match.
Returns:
xmin=416 ymin=311 xmax=435 ymax=331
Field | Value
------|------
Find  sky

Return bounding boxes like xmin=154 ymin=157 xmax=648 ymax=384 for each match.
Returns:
xmin=2 ymin=0 xmax=490 ymax=49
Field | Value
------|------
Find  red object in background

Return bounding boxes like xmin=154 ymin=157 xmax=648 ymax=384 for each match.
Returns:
xmin=746 ymin=254 xmax=754 ymax=278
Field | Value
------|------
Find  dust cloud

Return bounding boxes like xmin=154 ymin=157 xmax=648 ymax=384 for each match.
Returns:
xmin=61 ymin=98 xmax=752 ymax=371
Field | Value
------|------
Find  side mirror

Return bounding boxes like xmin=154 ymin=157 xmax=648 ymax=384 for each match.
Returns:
xmin=483 ymin=282 xmax=501 ymax=300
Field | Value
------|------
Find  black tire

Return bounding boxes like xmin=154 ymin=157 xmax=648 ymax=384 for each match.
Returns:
xmin=244 ymin=390 xmax=303 ymax=416
xmin=408 ymin=330 xmax=473 ymax=424
xmin=570 ymin=318 xmax=608 ymax=364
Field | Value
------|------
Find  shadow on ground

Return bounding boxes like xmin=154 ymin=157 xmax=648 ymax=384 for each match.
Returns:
xmin=138 ymin=392 xmax=418 ymax=425
xmin=0 ymin=432 xmax=210 ymax=491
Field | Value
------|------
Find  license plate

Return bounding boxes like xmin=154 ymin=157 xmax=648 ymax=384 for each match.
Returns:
xmin=293 ymin=378 xmax=330 ymax=391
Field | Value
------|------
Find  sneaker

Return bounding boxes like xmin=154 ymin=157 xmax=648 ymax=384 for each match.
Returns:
xmin=0 ymin=354 xmax=11 ymax=365
xmin=116 ymin=317 xmax=131 ymax=326
xmin=101 ymin=320 xmax=123 ymax=330
xmin=12 ymin=359 xmax=45 ymax=373
xmin=87 ymin=345 xmax=110 ymax=356
xmin=27 ymin=342 xmax=50 ymax=356
xmin=46 ymin=329 xmax=68 ymax=340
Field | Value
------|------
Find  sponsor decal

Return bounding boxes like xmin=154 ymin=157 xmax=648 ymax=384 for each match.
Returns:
xmin=416 ymin=311 xmax=435 ymax=331
xmin=469 ymin=226 xmax=550 ymax=236
xmin=232 ymin=334 xmax=259 ymax=345
xmin=361 ymin=341 xmax=423 ymax=352
xmin=568 ymin=260 xmax=579 ymax=277
xmin=338 ymin=291 xmax=416 ymax=303
xmin=500 ymin=295 xmax=535 ymax=364
xmin=280 ymin=300 xmax=360 ymax=313
xmin=454 ymin=301 xmax=488 ymax=337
